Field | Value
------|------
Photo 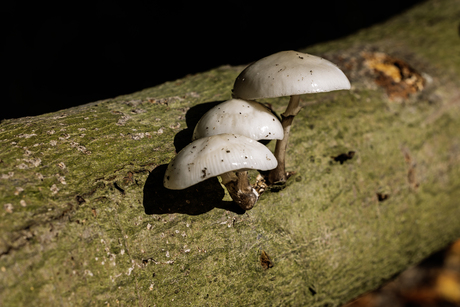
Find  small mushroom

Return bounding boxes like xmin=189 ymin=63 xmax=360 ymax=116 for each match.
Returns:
xmin=192 ymin=98 xmax=283 ymax=141
xmin=232 ymin=50 xmax=351 ymax=184
xmin=191 ymin=99 xmax=283 ymax=206
xmin=164 ymin=133 xmax=277 ymax=210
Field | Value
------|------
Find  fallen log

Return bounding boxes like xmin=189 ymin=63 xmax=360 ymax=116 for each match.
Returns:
xmin=1 ymin=0 xmax=460 ymax=305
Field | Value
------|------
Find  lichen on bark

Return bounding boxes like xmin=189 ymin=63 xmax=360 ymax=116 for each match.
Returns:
xmin=1 ymin=0 xmax=460 ymax=305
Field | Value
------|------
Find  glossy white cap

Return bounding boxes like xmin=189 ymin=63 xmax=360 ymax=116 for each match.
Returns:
xmin=164 ymin=134 xmax=277 ymax=190
xmin=192 ymin=99 xmax=283 ymax=141
xmin=233 ymin=50 xmax=351 ymax=100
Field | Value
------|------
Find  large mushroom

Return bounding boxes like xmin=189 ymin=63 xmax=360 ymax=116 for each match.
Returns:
xmin=232 ymin=50 xmax=351 ymax=184
xmin=164 ymin=133 xmax=277 ymax=210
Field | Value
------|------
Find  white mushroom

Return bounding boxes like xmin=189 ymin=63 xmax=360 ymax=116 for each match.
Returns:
xmin=232 ymin=50 xmax=351 ymax=184
xmin=164 ymin=133 xmax=277 ymax=210
xmin=192 ymin=99 xmax=283 ymax=141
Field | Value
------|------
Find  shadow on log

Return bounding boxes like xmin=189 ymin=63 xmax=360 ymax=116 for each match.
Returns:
xmin=142 ymin=164 xmax=244 ymax=215
xmin=173 ymin=100 xmax=224 ymax=152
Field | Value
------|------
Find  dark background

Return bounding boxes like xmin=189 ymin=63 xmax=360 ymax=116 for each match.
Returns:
xmin=3 ymin=1 xmax=424 ymax=120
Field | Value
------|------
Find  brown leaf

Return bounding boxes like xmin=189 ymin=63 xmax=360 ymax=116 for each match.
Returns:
xmin=260 ymin=250 xmax=274 ymax=270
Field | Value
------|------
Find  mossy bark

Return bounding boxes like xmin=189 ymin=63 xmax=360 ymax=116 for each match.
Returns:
xmin=1 ymin=0 xmax=460 ymax=305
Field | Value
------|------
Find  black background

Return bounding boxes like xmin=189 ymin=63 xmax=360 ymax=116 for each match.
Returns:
xmin=4 ymin=1 xmax=424 ymax=120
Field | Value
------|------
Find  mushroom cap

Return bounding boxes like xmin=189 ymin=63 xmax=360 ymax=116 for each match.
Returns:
xmin=232 ymin=50 xmax=351 ymax=100
xmin=164 ymin=133 xmax=277 ymax=190
xmin=192 ymin=99 xmax=283 ymax=141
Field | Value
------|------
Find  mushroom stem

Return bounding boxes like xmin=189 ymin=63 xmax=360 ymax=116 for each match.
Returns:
xmin=221 ymin=171 xmax=258 ymax=210
xmin=220 ymin=172 xmax=238 ymax=186
xmin=268 ymin=95 xmax=302 ymax=184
